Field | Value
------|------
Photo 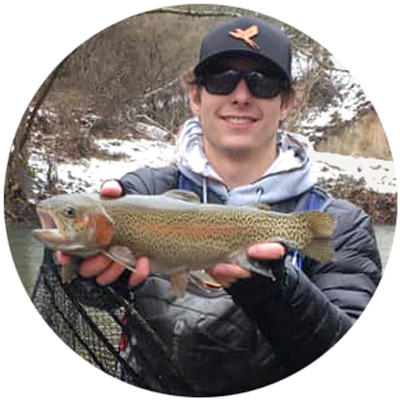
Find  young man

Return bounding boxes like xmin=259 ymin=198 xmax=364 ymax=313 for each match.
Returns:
xmin=57 ymin=16 xmax=382 ymax=396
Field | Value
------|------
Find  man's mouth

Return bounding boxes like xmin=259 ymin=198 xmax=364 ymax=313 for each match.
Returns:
xmin=221 ymin=116 xmax=258 ymax=126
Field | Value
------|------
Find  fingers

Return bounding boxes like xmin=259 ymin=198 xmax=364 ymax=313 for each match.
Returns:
xmin=77 ymin=254 xmax=124 ymax=285
xmin=128 ymin=256 xmax=150 ymax=287
xmin=78 ymin=254 xmax=114 ymax=278
xmin=100 ymin=179 xmax=123 ymax=197
xmin=94 ymin=262 xmax=126 ymax=286
xmin=207 ymin=263 xmax=251 ymax=288
xmin=56 ymin=251 xmax=150 ymax=287
xmin=207 ymin=242 xmax=286 ymax=288
xmin=247 ymin=242 xmax=286 ymax=259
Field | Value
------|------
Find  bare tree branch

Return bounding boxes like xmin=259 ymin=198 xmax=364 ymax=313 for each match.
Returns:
xmin=147 ymin=6 xmax=243 ymax=18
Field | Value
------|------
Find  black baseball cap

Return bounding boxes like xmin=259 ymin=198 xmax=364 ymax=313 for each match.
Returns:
xmin=194 ymin=16 xmax=292 ymax=81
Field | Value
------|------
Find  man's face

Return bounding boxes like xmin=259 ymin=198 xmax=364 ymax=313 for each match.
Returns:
xmin=189 ymin=58 xmax=294 ymax=158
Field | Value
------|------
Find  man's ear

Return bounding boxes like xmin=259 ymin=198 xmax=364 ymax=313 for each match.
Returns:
xmin=188 ymin=84 xmax=201 ymax=116
xmin=279 ymin=95 xmax=296 ymax=122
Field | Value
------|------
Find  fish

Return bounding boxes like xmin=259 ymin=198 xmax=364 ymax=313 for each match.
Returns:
xmin=33 ymin=190 xmax=336 ymax=297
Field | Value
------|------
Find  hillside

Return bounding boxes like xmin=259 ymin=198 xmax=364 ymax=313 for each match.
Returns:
xmin=4 ymin=5 xmax=397 ymax=225
xmin=19 ymin=126 xmax=395 ymax=225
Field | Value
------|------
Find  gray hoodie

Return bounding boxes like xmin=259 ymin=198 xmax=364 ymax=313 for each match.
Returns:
xmin=177 ymin=117 xmax=316 ymax=205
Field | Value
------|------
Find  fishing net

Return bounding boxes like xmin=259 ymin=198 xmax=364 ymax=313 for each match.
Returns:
xmin=31 ymin=249 xmax=194 ymax=395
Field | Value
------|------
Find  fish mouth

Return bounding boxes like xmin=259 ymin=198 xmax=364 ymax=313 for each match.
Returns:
xmin=33 ymin=207 xmax=93 ymax=255
xmin=36 ymin=208 xmax=57 ymax=230
xmin=33 ymin=207 xmax=66 ymax=245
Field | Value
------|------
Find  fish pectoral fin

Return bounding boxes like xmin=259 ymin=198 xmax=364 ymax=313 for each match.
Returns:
xmin=187 ymin=272 xmax=213 ymax=294
xmin=170 ymin=272 xmax=189 ymax=298
xmin=163 ymin=189 xmax=200 ymax=203
xmin=56 ymin=255 xmax=81 ymax=284
xmin=102 ymin=246 xmax=137 ymax=272
xmin=229 ymin=250 xmax=277 ymax=281
xmin=60 ymin=265 xmax=78 ymax=284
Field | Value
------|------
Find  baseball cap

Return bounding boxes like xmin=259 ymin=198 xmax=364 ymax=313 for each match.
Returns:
xmin=194 ymin=16 xmax=292 ymax=81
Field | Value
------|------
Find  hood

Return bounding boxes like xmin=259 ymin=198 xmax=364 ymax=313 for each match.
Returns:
xmin=177 ymin=117 xmax=316 ymax=205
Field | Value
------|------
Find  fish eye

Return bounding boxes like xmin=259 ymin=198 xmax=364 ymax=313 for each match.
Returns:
xmin=62 ymin=206 xmax=76 ymax=218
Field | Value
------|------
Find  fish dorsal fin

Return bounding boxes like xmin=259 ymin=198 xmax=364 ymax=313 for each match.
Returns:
xmin=163 ymin=190 xmax=200 ymax=203
xmin=246 ymin=202 xmax=271 ymax=211
xmin=104 ymin=245 xmax=137 ymax=267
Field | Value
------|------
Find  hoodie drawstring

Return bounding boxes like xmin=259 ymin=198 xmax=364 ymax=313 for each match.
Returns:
xmin=202 ymin=178 xmax=208 ymax=204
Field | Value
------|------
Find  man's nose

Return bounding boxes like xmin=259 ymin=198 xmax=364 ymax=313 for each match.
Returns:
xmin=229 ymin=79 xmax=252 ymax=104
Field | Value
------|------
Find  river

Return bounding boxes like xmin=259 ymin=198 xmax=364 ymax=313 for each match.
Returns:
xmin=5 ymin=224 xmax=397 ymax=295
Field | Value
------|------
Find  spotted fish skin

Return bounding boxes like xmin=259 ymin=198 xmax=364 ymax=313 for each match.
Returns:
xmin=34 ymin=190 xmax=336 ymax=296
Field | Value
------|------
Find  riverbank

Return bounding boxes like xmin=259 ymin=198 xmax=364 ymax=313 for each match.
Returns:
xmin=312 ymin=151 xmax=396 ymax=224
xmin=317 ymin=176 xmax=397 ymax=225
xmin=5 ymin=134 xmax=397 ymax=226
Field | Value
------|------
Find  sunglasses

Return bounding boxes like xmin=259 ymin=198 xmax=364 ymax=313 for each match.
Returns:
xmin=198 ymin=69 xmax=284 ymax=99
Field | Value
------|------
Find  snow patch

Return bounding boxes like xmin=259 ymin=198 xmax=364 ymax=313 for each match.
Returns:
xmin=313 ymin=152 xmax=396 ymax=194
xmin=28 ymin=136 xmax=396 ymax=199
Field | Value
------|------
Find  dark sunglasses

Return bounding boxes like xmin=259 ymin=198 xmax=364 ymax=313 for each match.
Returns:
xmin=198 ymin=69 xmax=284 ymax=99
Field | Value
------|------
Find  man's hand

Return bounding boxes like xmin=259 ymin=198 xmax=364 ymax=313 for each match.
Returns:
xmin=207 ymin=242 xmax=286 ymax=288
xmin=55 ymin=180 xmax=150 ymax=287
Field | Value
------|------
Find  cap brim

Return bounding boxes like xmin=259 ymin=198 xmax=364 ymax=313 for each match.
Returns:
xmin=194 ymin=50 xmax=291 ymax=80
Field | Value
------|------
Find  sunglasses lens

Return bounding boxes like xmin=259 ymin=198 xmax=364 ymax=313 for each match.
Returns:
xmin=203 ymin=70 xmax=240 ymax=95
xmin=246 ymin=71 xmax=281 ymax=98
xmin=201 ymin=69 xmax=283 ymax=98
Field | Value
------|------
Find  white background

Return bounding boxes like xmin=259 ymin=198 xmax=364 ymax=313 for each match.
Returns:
xmin=1 ymin=1 xmax=399 ymax=399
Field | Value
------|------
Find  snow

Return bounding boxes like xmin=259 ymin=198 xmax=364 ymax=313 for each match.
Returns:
xmin=55 ymin=139 xmax=177 ymax=193
xmin=312 ymin=152 xmax=397 ymax=194
xmin=299 ymin=70 xmax=369 ymax=138
xmin=134 ymin=122 xmax=169 ymax=141
xmin=28 ymin=136 xmax=396 ymax=198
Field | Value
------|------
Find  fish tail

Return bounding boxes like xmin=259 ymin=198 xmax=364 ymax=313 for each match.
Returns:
xmin=300 ymin=211 xmax=336 ymax=262
xmin=303 ymin=237 xmax=335 ymax=263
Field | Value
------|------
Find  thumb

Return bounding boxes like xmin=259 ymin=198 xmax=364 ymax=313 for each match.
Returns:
xmin=100 ymin=180 xmax=123 ymax=198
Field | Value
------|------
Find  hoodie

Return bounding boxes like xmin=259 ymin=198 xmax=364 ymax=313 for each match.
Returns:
xmin=177 ymin=117 xmax=316 ymax=205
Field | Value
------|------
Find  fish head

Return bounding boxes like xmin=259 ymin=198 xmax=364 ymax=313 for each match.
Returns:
xmin=33 ymin=194 xmax=114 ymax=256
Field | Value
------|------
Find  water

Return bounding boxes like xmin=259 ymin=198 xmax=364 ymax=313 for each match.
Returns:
xmin=6 ymin=225 xmax=44 ymax=295
xmin=6 ymin=224 xmax=397 ymax=295
xmin=374 ymin=225 xmax=395 ymax=270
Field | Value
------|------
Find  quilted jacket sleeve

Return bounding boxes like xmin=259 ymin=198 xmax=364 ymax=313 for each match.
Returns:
xmin=227 ymin=199 xmax=382 ymax=373
xmin=119 ymin=167 xmax=178 ymax=195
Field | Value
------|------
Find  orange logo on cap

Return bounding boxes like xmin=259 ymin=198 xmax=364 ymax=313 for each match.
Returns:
xmin=229 ymin=25 xmax=260 ymax=50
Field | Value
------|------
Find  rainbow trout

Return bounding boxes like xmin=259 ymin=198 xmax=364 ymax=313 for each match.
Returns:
xmin=33 ymin=190 xmax=336 ymax=297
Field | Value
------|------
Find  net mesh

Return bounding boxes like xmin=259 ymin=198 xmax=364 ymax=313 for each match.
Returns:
xmin=31 ymin=250 xmax=151 ymax=389
xmin=32 ymin=250 xmax=203 ymax=395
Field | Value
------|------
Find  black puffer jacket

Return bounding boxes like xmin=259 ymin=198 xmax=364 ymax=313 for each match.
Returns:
xmin=117 ymin=166 xmax=382 ymax=396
